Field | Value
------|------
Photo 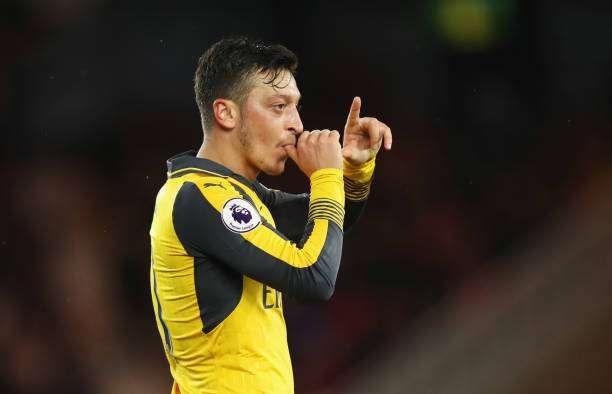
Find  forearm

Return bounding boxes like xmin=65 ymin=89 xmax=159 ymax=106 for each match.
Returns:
xmin=173 ymin=171 xmax=346 ymax=302
xmin=270 ymin=167 xmax=345 ymax=300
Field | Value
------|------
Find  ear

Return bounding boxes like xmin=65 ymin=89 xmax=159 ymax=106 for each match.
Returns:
xmin=213 ymin=99 xmax=239 ymax=129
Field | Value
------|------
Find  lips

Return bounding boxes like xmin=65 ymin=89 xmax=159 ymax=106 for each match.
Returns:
xmin=280 ymin=138 xmax=296 ymax=148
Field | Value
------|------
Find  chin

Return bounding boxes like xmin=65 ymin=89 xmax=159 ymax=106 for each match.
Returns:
xmin=262 ymin=161 xmax=286 ymax=176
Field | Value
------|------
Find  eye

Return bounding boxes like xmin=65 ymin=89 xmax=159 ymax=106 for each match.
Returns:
xmin=273 ymin=103 xmax=287 ymax=111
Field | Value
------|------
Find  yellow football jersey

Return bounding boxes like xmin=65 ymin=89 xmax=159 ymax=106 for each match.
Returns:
xmin=150 ymin=151 xmax=373 ymax=393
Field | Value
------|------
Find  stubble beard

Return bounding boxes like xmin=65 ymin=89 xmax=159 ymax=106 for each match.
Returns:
xmin=237 ymin=121 xmax=251 ymax=152
xmin=237 ymin=122 xmax=267 ymax=174
xmin=237 ymin=121 xmax=286 ymax=176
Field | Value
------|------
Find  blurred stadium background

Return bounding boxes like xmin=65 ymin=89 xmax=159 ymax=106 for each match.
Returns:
xmin=2 ymin=1 xmax=611 ymax=393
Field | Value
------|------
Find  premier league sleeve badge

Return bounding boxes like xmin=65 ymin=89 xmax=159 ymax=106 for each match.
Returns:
xmin=221 ymin=198 xmax=262 ymax=233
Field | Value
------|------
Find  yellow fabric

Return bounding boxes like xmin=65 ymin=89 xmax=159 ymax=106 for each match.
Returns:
xmin=343 ymin=157 xmax=375 ymax=183
xmin=150 ymin=169 xmax=344 ymax=393
xmin=308 ymin=168 xmax=345 ymax=228
xmin=343 ymin=158 xmax=375 ymax=201
xmin=309 ymin=168 xmax=345 ymax=206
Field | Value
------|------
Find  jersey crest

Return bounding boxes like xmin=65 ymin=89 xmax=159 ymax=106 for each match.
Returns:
xmin=221 ymin=198 xmax=261 ymax=233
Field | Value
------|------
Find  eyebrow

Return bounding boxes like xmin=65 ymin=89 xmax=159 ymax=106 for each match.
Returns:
xmin=269 ymin=93 xmax=301 ymax=103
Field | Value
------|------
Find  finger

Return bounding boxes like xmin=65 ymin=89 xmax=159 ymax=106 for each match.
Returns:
xmin=382 ymin=124 xmax=393 ymax=150
xmin=342 ymin=145 xmax=353 ymax=159
xmin=329 ymin=129 xmax=340 ymax=141
xmin=284 ymin=144 xmax=298 ymax=162
xmin=365 ymin=118 xmax=382 ymax=148
xmin=298 ymin=130 xmax=310 ymax=149
xmin=309 ymin=129 xmax=321 ymax=145
xmin=346 ymin=96 xmax=361 ymax=126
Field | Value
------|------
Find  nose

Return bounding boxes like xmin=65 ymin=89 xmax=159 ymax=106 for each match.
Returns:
xmin=287 ymin=105 xmax=304 ymax=136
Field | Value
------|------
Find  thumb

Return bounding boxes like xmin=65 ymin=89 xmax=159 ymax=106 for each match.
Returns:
xmin=342 ymin=145 xmax=353 ymax=160
xmin=284 ymin=144 xmax=298 ymax=163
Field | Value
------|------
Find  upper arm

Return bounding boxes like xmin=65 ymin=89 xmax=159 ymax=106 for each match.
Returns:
xmin=259 ymin=185 xmax=309 ymax=242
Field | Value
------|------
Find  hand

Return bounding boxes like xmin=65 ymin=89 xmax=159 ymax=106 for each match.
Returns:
xmin=285 ymin=129 xmax=343 ymax=177
xmin=342 ymin=97 xmax=392 ymax=165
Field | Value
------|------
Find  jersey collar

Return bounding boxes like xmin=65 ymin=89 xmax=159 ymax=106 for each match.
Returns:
xmin=166 ymin=150 xmax=234 ymax=178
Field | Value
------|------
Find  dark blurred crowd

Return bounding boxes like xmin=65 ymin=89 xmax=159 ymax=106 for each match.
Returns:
xmin=2 ymin=1 xmax=611 ymax=393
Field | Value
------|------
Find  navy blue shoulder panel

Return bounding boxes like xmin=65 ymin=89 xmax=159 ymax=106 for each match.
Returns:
xmin=173 ymin=182 xmax=242 ymax=333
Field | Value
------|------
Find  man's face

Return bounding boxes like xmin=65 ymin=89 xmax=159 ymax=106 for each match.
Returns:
xmin=237 ymin=70 xmax=303 ymax=177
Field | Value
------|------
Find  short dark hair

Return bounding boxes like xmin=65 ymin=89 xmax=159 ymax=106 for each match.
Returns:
xmin=194 ymin=36 xmax=299 ymax=131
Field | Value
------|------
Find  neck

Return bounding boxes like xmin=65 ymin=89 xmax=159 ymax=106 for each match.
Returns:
xmin=196 ymin=132 xmax=258 ymax=181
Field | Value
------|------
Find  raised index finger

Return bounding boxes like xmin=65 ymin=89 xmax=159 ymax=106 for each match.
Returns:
xmin=346 ymin=96 xmax=361 ymax=126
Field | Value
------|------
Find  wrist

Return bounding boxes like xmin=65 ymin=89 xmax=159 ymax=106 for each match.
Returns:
xmin=310 ymin=168 xmax=344 ymax=206
xmin=309 ymin=168 xmax=345 ymax=228
xmin=343 ymin=157 xmax=375 ymax=183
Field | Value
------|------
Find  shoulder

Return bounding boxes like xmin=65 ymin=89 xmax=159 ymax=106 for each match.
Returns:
xmin=172 ymin=175 xmax=263 ymax=235
xmin=174 ymin=174 xmax=241 ymax=211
